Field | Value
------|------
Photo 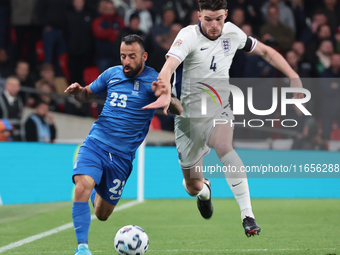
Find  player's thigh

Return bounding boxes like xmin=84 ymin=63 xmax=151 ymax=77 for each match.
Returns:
xmin=73 ymin=140 xmax=106 ymax=201
xmin=175 ymin=116 xmax=211 ymax=170
xmin=208 ymin=119 xmax=234 ymax=158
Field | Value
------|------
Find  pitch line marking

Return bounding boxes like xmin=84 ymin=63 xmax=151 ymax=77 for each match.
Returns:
xmin=0 ymin=200 xmax=142 ymax=253
xmin=147 ymin=248 xmax=337 ymax=253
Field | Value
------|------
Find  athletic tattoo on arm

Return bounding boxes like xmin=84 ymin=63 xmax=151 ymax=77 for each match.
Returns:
xmin=268 ymin=51 xmax=277 ymax=65
xmin=168 ymin=94 xmax=183 ymax=115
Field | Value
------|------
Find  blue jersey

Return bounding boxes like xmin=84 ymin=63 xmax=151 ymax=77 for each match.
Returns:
xmin=88 ymin=65 xmax=158 ymax=159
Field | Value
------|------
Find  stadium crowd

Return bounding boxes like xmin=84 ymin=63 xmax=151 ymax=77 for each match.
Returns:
xmin=0 ymin=0 xmax=339 ymax=148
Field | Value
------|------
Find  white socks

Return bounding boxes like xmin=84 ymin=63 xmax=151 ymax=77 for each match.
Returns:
xmin=182 ymin=178 xmax=210 ymax=200
xmin=197 ymin=182 xmax=210 ymax=200
xmin=220 ymin=150 xmax=254 ymax=220
xmin=241 ymin=208 xmax=254 ymax=220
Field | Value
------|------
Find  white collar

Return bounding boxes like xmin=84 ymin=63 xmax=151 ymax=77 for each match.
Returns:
xmin=4 ymin=89 xmax=16 ymax=105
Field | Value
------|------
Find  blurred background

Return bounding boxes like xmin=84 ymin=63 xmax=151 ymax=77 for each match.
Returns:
xmin=0 ymin=0 xmax=339 ymax=150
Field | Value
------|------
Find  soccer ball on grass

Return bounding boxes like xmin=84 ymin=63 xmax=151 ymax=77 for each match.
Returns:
xmin=114 ymin=225 xmax=149 ymax=255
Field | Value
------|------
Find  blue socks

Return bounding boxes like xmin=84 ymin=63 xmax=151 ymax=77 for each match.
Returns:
xmin=90 ymin=189 xmax=96 ymax=208
xmin=72 ymin=202 xmax=91 ymax=245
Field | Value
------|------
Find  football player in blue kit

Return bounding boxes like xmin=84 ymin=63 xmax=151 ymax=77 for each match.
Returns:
xmin=64 ymin=34 xmax=183 ymax=255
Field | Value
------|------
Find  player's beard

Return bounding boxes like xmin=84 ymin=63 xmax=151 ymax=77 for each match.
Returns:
xmin=123 ymin=60 xmax=143 ymax=78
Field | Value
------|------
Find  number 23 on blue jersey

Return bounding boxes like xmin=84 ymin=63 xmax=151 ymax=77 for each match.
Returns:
xmin=110 ymin=92 xmax=127 ymax=108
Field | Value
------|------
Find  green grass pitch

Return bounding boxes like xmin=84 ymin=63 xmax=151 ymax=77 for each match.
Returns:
xmin=0 ymin=199 xmax=339 ymax=254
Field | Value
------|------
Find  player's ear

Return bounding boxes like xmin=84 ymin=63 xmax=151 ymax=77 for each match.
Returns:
xmin=198 ymin=11 xmax=202 ymax=21
xmin=225 ymin=9 xmax=228 ymax=19
xmin=142 ymin=52 xmax=148 ymax=62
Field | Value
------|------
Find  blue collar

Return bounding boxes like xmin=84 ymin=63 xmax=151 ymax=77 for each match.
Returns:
xmin=198 ymin=22 xmax=221 ymax=41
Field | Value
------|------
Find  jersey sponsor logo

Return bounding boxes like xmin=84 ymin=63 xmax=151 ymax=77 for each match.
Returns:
xmin=109 ymin=79 xmax=120 ymax=84
xmin=173 ymin=39 xmax=183 ymax=48
xmin=221 ymin=38 xmax=231 ymax=54
xmin=200 ymin=47 xmax=208 ymax=51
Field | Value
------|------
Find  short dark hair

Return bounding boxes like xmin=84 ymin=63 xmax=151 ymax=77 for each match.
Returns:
xmin=197 ymin=0 xmax=227 ymax=11
xmin=122 ymin=34 xmax=145 ymax=52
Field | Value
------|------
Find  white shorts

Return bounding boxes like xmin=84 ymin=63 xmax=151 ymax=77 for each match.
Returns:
xmin=174 ymin=106 xmax=234 ymax=169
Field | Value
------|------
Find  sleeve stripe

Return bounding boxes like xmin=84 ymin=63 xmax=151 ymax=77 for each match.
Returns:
xmin=249 ymin=38 xmax=257 ymax=53
xmin=242 ymin=37 xmax=257 ymax=53
xmin=166 ymin=52 xmax=183 ymax=63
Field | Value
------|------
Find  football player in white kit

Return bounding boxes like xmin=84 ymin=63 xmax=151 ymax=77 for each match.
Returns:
xmin=144 ymin=0 xmax=304 ymax=237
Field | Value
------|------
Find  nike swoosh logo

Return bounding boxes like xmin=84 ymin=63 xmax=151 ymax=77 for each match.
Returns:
xmin=232 ymin=181 xmax=243 ymax=187
xmin=110 ymin=195 xmax=121 ymax=200
xmin=109 ymin=79 xmax=120 ymax=84
xmin=74 ymin=226 xmax=82 ymax=230
xmin=200 ymin=47 xmax=208 ymax=51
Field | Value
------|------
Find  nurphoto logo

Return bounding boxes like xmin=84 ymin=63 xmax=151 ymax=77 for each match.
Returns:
xmin=197 ymin=81 xmax=311 ymax=128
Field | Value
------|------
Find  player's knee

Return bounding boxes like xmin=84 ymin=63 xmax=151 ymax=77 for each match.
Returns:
xmin=213 ymin=141 xmax=233 ymax=157
xmin=74 ymin=181 xmax=93 ymax=202
xmin=74 ymin=177 xmax=94 ymax=194
xmin=74 ymin=183 xmax=87 ymax=196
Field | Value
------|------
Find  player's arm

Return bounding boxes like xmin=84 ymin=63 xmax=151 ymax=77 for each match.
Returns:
xmin=156 ymin=56 xmax=181 ymax=96
xmin=168 ymin=93 xmax=183 ymax=115
xmin=64 ymin=82 xmax=96 ymax=102
xmin=143 ymin=56 xmax=181 ymax=114
xmin=251 ymin=41 xmax=304 ymax=99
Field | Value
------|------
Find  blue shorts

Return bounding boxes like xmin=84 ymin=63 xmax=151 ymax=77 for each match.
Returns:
xmin=73 ymin=137 xmax=133 ymax=205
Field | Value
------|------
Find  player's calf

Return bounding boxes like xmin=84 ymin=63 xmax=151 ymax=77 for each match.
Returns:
xmin=182 ymin=178 xmax=203 ymax=196
xmin=93 ymin=195 xmax=116 ymax=221
xmin=95 ymin=207 xmax=114 ymax=221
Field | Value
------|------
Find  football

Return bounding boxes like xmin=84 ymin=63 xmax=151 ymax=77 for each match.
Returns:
xmin=114 ymin=225 xmax=149 ymax=255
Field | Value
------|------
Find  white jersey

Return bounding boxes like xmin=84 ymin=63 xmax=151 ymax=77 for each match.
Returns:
xmin=167 ymin=22 xmax=257 ymax=118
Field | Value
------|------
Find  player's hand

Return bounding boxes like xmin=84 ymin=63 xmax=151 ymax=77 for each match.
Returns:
xmin=143 ymin=92 xmax=171 ymax=115
xmin=150 ymin=78 xmax=170 ymax=97
xmin=144 ymin=78 xmax=171 ymax=114
xmin=64 ymin=82 xmax=83 ymax=95
xmin=290 ymin=78 xmax=304 ymax=99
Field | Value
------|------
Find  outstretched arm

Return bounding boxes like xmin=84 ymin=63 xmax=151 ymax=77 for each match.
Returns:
xmin=143 ymin=56 xmax=181 ymax=114
xmin=64 ymin=82 xmax=96 ymax=103
xmin=252 ymin=41 xmax=304 ymax=99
